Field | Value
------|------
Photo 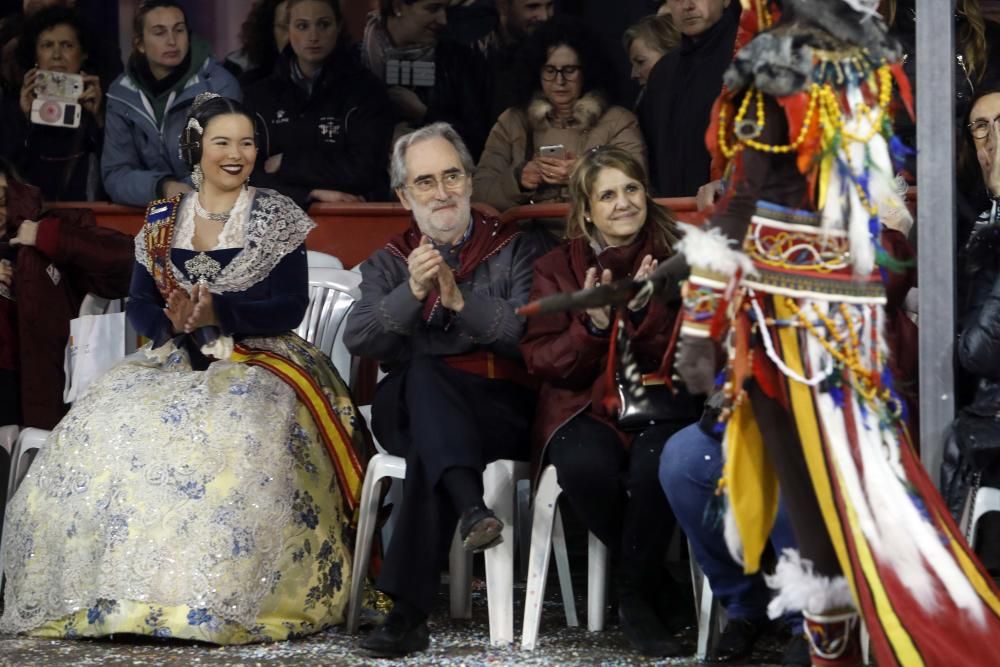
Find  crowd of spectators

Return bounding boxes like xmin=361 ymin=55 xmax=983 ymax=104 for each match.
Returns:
xmin=2 ymin=0 xmax=1000 ymax=664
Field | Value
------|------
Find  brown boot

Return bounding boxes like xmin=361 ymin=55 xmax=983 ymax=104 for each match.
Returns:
xmin=802 ymin=609 xmax=861 ymax=667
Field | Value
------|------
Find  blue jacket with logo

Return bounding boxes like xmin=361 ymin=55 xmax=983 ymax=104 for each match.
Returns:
xmin=243 ymin=46 xmax=393 ymax=206
xmin=101 ymin=48 xmax=241 ymax=207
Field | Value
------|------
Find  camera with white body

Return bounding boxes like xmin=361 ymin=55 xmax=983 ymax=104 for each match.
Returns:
xmin=29 ymin=69 xmax=83 ymax=129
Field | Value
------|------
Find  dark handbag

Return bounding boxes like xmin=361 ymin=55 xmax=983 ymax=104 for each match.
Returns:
xmin=612 ymin=311 xmax=693 ymax=431
xmin=954 ymin=408 xmax=1000 ymax=470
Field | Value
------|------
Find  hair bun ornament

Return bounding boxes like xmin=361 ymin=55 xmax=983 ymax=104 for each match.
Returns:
xmin=191 ymin=91 xmax=222 ymax=112
xmin=186 ymin=117 xmax=204 ymax=136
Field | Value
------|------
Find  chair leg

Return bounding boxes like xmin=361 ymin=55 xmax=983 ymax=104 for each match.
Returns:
xmin=449 ymin=527 xmax=473 ymax=619
xmin=694 ymin=562 xmax=720 ymax=660
xmin=516 ymin=478 xmax=532 ymax=579
xmin=587 ymin=531 xmax=608 ymax=632
xmin=552 ymin=507 xmax=578 ymax=627
xmin=521 ymin=466 xmax=561 ymax=650
xmin=861 ymin=621 xmax=871 ymax=666
xmin=482 ymin=460 xmax=517 ymax=645
xmin=347 ymin=455 xmax=403 ymax=634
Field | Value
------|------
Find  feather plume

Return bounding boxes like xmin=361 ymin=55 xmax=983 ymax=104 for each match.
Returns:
xmin=766 ymin=549 xmax=854 ymax=617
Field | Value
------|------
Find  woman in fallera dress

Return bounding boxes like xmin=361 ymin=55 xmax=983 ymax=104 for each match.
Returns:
xmin=0 ymin=94 xmax=372 ymax=644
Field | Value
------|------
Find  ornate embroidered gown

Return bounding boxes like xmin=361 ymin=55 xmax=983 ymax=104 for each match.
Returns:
xmin=0 ymin=188 xmax=372 ymax=644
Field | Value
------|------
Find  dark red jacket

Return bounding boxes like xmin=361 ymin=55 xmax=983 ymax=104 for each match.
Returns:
xmin=2 ymin=184 xmax=134 ymax=428
xmin=520 ymin=230 xmax=680 ymax=479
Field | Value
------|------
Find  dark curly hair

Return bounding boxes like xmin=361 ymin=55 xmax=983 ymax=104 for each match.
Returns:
xmin=512 ymin=16 xmax=614 ymax=110
xmin=179 ymin=96 xmax=257 ymax=170
xmin=16 ymin=6 xmax=92 ymax=73
xmin=239 ymin=0 xmax=287 ymax=72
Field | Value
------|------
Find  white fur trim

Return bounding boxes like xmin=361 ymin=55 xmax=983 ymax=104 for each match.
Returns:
xmin=677 ymin=223 xmax=756 ymax=278
xmin=527 ymin=91 xmax=607 ymax=130
xmin=766 ymin=549 xmax=855 ymax=618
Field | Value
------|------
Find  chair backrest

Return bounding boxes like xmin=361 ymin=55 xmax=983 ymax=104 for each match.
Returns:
xmin=307 ymin=250 xmax=344 ymax=269
xmin=296 ymin=267 xmax=362 ymax=382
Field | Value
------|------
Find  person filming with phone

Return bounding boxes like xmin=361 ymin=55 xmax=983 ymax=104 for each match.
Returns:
xmin=0 ymin=6 xmax=104 ymax=201
xmin=474 ymin=16 xmax=646 ymax=234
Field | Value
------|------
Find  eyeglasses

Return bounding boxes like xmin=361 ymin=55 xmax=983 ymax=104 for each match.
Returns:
xmin=405 ymin=171 xmax=468 ymax=195
xmin=969 ymin=115 xmax=1000 ymax=139
xmin=541 ymin=65 xmax=581 ymax=82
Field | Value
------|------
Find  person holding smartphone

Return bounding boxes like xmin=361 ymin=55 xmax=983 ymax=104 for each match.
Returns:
xmin=474 ymin=17 xmax=646 ymax=228
xmin=0 ymin=6 xmax=104 ymax=201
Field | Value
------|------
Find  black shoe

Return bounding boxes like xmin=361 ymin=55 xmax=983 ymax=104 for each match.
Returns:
xmin=618 ymin=593 xmax=685 ymax=657
xmin=358 ymin=610 xmax=430 ymax=658
xmin=459 ymin=505 xmax=504 ymax=552
xmin=705 ymin=617 xmax=766 ymax=663
xmin=781 ymin=632 xmax=810 ymax=666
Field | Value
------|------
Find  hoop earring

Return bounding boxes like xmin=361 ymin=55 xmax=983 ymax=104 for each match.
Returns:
xmin=192 ymin=164 xmax=204 ymax=191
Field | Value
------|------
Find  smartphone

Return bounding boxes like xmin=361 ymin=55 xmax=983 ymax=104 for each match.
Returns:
xmin=539 ymin=144 xmax=566 ymax=159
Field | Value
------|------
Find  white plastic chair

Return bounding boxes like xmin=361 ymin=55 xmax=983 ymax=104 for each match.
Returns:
xmin=689 ymin=541 xmax=724 ymax=660
xmin=5 ymin=427 xmax=47 ymax=511
xmin=967 ymin=487 xmax=1000 ymax=551
xmin=295 ymin=267 xmax=362 ymax=380
xmin=346 ymin=437 xmax=531 ymax=646
xmin=521 ymin=464 xmax=609 ymax=650
xmin=306 ymin=250 xmax=344 ymax=270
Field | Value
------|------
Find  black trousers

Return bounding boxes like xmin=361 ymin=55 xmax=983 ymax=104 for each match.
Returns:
xmin=372 ymin=356 xmax=533 ymax=613
xmin=547 ymin=414 xmax=686 ymax=592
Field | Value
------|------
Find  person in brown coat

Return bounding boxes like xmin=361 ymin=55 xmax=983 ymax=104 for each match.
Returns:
xmin=520 ymin=147 xmax=697 ymax=657
xmin=473 ymin=17 xmax=645 ymax=219
xmin=0 ymin=158 xmax=134 ymax=429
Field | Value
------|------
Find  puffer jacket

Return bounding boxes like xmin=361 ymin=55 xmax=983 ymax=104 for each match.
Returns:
xmin=473 ymin=92 xmax=646 ymax=213
xmin=101 ymin=39 xmax=241 ymax=206
xmin=942 ymin=222 xmax=1000 ymax=516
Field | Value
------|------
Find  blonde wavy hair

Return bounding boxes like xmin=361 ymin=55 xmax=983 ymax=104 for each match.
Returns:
xmin=566 ymin=146 xmax=682 ymax=253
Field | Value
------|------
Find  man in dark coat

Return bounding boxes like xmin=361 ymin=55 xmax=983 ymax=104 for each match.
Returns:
xmin=641 ymin=0 xmax=739 ymax=197
xmin=344 ymin=122 xmax=542 ymax=658
xmin=244 ymin=44 xmax=393 ymax=206
xmin=0 ymin=163 xmax=133 ymax=429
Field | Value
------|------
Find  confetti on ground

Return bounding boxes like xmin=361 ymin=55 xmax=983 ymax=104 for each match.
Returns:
xmin=1 ymin=580 xmax=789 ymax=667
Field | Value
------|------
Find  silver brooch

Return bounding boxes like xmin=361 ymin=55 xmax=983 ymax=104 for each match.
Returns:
xmin=184 ymin=252 xmax=222 ymax=284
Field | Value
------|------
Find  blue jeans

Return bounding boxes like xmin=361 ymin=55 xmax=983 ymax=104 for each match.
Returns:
xmin=659 ymin=423 xmax=800 ymax=627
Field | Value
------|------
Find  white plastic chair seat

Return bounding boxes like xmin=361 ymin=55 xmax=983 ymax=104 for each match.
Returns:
xmin=521 ymin=464 xmax=609 ymax=651
xmin=7 ymin=427 xmax=49 ymax=500
xmin=346 ymin=451 xmax=530 ymax=646
xmin=296 ymin=267 xmax=362 ymax=380
xmin=689 ymin=540 xmax=723 ymax=660
xmin=306 ymin=250 xmax=343 ymax=269
xmin=968 ymin=486 xmax=1000 ymax=549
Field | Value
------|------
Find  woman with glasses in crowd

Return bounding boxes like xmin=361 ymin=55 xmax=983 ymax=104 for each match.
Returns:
xmin=474 ymin=17 xmax=645 ymax=229
xmin=942 ymin=81 xmax=1000 ymax=591
xmin=520 ymin=146 xmax=696 ymax=658
xmin=245 ymin=0 xmax=393 ymax=206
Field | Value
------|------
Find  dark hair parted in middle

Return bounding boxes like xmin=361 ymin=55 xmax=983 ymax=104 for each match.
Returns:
xmin=288 ymin=0 xmax=343 ymax=21
xmin=17 ymin=6 xmax=92 ymax=72
xmin=179 ymin=96 xmax=257 ymax=170
xmin=513 ymin=16 xmax=614 ymax=110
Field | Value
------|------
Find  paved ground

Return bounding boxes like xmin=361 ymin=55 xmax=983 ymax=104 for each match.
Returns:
xmin=0 ymin=580 xmax=789 ymax=667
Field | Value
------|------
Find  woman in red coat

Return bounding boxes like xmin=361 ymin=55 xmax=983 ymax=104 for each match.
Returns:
xmin=520 ymin=146 xmax=698 ymax=657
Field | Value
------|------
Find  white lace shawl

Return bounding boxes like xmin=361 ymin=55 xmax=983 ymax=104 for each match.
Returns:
xmin=134 ymin=188 xmax=316 ymax=294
